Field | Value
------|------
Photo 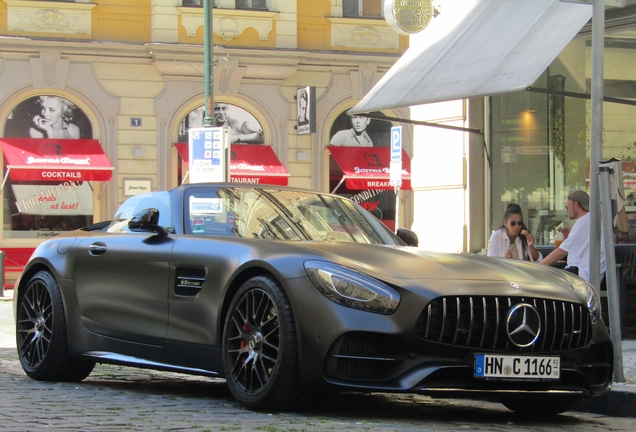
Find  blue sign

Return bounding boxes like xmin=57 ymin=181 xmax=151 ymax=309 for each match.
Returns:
xmin=391 ymin=126 xmax=402 ymax=162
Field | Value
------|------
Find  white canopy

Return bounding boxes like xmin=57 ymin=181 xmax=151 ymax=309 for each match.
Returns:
xmin=349 ymin=0 xmax=592 ymax=114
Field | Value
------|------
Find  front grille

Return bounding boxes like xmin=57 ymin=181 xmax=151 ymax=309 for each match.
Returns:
xmin=333 ymin=333 xmax=400 ymax=380
xmin=578 ymin=342 xmax=613 ymax=386
xmin=415 ymin=296 xmax=592 ymax=352
xmin=336 ymin=358 xmax=383 ymax=379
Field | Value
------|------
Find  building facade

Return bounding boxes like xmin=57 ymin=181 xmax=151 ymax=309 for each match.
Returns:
xmin=0 ymin=0 xmax=414 ymax=254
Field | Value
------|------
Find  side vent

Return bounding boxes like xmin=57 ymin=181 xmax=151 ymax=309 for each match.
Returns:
xmin=175 ymin=268 xmax=206 ymax=297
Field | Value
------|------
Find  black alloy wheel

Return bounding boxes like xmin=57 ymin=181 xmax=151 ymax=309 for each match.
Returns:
xmin=222 ymin=275 xmax=305 ymax=410
xmin=16 ymin=270 xmax=94 ymax=381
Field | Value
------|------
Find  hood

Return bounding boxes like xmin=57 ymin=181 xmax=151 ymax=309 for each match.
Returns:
xmin=292 ymin=242 xmax=575 ymax=288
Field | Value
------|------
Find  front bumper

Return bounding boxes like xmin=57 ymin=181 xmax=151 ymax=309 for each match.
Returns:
xmin=284 ymin=277 xmax=613 ymax=399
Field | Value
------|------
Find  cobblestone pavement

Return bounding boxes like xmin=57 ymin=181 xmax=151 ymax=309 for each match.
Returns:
xmin=2 ymin=292 xmax=636 ymax=431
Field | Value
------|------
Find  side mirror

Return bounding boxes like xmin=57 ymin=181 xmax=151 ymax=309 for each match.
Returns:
xmin=397 ymin=228 xmax=418 ymax=247
xmin=129 ymin=208 xmax=168 ymax=235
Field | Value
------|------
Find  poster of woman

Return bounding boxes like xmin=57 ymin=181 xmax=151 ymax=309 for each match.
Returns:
xmin=5 ymin=95 xmax=92 ymax=139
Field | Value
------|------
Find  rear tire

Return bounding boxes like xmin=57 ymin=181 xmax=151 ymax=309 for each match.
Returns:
xmin=500 ymin=398 xmax=577 ymax=415
xmin=16 ymin=270 xmax=95 ymax=381
xmin=222 ymin=275 xmax=306 ymax=410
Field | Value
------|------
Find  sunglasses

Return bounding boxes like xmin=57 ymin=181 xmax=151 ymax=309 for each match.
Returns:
xmin=508 ymin=221 xmax=522 ymax=227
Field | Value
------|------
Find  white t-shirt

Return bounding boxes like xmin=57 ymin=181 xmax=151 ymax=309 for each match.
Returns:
xmin=560 ymin=212 xmax=605 ymax=282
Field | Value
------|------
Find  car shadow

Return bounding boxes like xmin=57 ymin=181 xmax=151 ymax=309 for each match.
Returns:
xmin=81 ymin=369 xmax=595 ymax=427
xmin=0 ymin=350 xmax=599 ymax=428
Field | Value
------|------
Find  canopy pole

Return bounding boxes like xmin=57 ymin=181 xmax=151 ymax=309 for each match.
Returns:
xmin=97 ymin=182 xmax=108 ymax=201
xmin=356 ymin=112 xmax=483 ymax=135
xmin=331 ymin=177 xmax=346 ymax=194
xmin=599 ymin=164 xmax=624 ymax=382
xmin=589 ymin=0 xmax=604 ymax=292
xmin=394 ymin=186 xmax=400 ymax=234
xmin=1 ymin=168 xmax=10 ymax=191
xmin=526 ymin=86 xmax=636 ymax=106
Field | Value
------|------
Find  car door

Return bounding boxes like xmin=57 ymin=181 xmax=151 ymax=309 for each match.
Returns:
xmin=73 ymin=231 xmax=174 ymax=345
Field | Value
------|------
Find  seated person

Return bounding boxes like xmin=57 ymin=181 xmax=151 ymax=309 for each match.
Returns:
xmin=540 ymin=190 xmax=605 ymax=283
xmin=488 ymin=203 xmax=541 ymax=262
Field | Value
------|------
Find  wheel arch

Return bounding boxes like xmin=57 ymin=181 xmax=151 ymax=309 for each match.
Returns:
xmin=14 ymin=261 xmax=87 ymax=357
xmin=14 ymin=262 xmax=58 ymax=314
xmin=218 ymin=264 xmax=300 ymax=349
xmin=219 ymin=266 xmax=275 ymax=341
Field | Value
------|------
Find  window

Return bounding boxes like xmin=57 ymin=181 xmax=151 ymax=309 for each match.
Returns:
xmin=185 ymin=0 xmax=267 ymax=9
xmin=182 ymin=0 xmax=220 ymax=6
xmin=236 ymin=0 xmax=267 ymax=10
xmin=343 ymin=0 xmax=383 ymax=18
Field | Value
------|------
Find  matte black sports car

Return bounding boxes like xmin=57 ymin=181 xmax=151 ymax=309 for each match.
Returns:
xmin=14 ymin=184 xmax=612 ymax=414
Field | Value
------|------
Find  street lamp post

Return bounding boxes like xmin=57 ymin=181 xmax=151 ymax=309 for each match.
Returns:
xmin=203 ymin=0 xmax=214 ymax=127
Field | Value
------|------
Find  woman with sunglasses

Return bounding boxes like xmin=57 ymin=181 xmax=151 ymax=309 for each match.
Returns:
xmin=487 ymin=203 xmax=542 ymax=261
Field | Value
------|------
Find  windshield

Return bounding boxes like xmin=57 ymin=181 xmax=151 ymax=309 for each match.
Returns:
xmin=184 ymin=187 xmax=391 ymax=245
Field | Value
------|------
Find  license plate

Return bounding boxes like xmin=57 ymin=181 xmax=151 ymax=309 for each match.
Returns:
xmin=475 ymin=354 xmax=560 ymax=380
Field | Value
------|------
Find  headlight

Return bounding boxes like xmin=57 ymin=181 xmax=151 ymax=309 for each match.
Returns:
xmin=586 ymin=283 xmax=601 ymax=325
xmin=304 ymin=261 xmax=400 ymax=314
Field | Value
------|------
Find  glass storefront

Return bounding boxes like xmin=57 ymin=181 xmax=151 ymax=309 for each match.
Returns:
xmin=491 ymin=45 xmax=636 ymax=246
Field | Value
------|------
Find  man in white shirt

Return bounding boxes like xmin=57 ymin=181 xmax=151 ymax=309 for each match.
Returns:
xmin=540 ymin=190 xmax=605 ymax=282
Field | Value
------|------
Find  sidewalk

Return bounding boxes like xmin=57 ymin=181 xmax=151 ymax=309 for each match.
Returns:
xmin=2 ymin=289 xmax=636 ymax=417
xmin=574 ymin=338 xmax=636 ymax=417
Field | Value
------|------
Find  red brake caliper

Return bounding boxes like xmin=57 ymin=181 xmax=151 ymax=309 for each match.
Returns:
xmin=240 ymin=322 xmax=250 ymax=363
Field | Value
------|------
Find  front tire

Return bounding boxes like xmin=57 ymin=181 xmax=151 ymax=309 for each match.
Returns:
xmin=16 ymin=270 xmax=95 ymax=381
xmin=500 ymin=398 xmax=577 ymax=415
xmin=222 ymin=275 xmax=305 ymax=410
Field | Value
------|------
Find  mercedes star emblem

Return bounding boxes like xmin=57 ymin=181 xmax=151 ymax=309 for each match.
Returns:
xmin=506 ymin=303 xmax=541 ymax=348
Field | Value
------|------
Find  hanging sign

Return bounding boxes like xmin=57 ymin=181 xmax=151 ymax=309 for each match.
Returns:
xmin=296 ymin=86 xmax=316 ymax=135
xmin=390 ymin=126 xmax=403 ymax=187
xmin=384 ymin=0 xmax=435 ymax=35
xmin=188 ymin=127 xmax=228 ymax=184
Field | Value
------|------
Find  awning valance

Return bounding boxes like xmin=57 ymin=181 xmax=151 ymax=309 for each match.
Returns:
xmin=349 ymin=0 xmax=592 ymax=114
xmin=175 ymin=143 xmax=290 ymax=186
xmin=0 ymin=138 xmax=113 ymax=183
xmin=328 ymin=146 xmax=412 ymax=191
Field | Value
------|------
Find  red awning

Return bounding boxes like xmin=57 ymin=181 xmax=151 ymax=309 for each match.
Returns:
xmin=328 ymin=146 xmax=412 ymax=191
xmin=0 ymin=138 xmax=113 ymax=183
xmin=175 ymin=143 xmax=290 ymax=186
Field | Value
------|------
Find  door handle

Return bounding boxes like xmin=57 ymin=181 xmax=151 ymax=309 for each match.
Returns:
xmin=88 ymin=242 xmax=107 ymax=255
